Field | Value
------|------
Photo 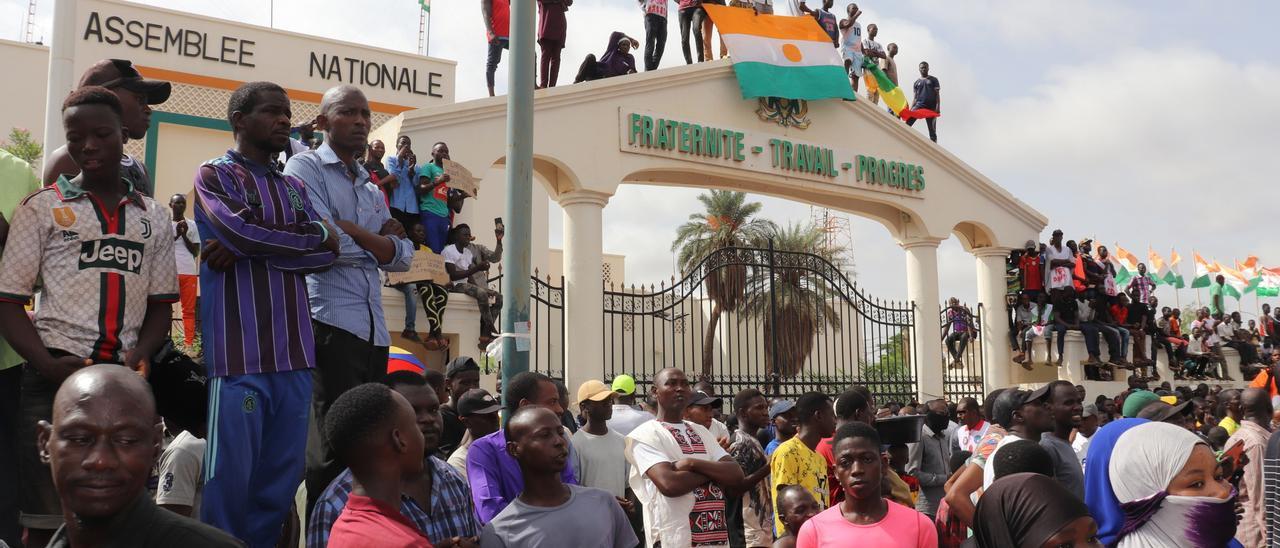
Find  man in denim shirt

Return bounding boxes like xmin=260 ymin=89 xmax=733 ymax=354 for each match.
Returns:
xmin=283 ymin=85 xmax=414 ymax=510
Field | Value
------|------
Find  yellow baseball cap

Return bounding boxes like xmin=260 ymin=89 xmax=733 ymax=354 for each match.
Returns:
xmin=578 ymin=380 xmax=616 ymax=404
xmin=611 ymin=374 xmax=637 ymax=396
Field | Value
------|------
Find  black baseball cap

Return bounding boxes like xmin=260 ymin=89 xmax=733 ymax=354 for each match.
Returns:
xmin=688 ymin=390 xmax=722 ymax=408
xmin=457 ymin=388 xmax=502 ymax=417
xmin=78 ymin=59 xmax=171 ymax=104
xmin=445 ymin=356 xmax=480 ymax=379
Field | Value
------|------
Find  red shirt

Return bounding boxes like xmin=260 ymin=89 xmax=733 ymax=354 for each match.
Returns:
xmin=1072 ymin=257 xmax=1087 ymax=292
xmin=816 ymin=437 xmax=843 ymax=505
xmin=328 ymin=494 xmax=433 ymax=548
xmin=1019 ymin=254 xmax=1043 ymax=291
xmin=490 ymin=0 xmax=510 ymax=38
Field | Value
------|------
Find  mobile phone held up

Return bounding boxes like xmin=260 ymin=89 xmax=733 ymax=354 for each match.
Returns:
xmin=495 ymin=217 xmax=505 ymax=231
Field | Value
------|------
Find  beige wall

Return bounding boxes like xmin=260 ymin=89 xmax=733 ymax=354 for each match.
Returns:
xmin=546 ymin=249 xmax=625 ymax=286
xmin=152 ymin=123 xmax=231 ymax=201
xmin=0 ymin=39 xmax=51 ymax=159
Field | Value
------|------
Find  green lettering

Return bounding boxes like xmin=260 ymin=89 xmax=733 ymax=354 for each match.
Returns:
xmin=770 ymin=139 xmax=782 ymax=167
xmin=641 ymin=116 xmax=654 ymax=147
xmin=732 ymin=132 xmax=745 ymax=161
xmin=796 ymin=144 xmax=809 ymax=172
xmin=782 ymin=141 xmax=793 ymax=169
xmin=629 ymin=113 xmax=641 ymax=145
xmin=915 ymin=166 xmax=926 ymax=191
xmin=827 ymin=149 xmax=838 ymax=177
xmin=877 ymin=159 xmax=888 ymax=185
xmin=654 ymin=120 xmax=667 ymax=149
xmin=812 ymin=147 xmax=824 ymax=175
xmin=676 ymin=122 xmax=688 ymax=152
xmin=856 ymin=155 xmax=867 ymax=181
xmin=706 ymin=128 xmax=721 ymax=158
xmin=690 ymin=124 xmax=703 ymax=155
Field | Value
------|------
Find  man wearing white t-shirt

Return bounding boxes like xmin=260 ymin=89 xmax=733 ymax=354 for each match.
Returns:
xmin=170 ymin=194 xmax=200 ymax=347
xmin=441 ymin=223 xmax=503 ymax=349
xmin=1044 ymin=229 xmax=1074 ymax=292
xmin=625 ymin=368 xmax=743 ymax=548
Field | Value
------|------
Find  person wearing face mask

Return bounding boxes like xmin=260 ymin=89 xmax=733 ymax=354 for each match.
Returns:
xmin=967 ymin=472 xmax=1101 ymax=548
xmin=907 ymin=399 xmax=955 ymax=518
xmin=1109 ymin=421 xmax=1241 ymax=548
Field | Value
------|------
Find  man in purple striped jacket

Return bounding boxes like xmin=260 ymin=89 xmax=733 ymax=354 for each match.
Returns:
xmin=193 ymin=81 xmax=338 ymax=547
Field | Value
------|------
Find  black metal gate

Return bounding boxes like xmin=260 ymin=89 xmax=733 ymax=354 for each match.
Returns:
xmin=940 ymin=302 xmax=984 ymax=402
xmin=489 ymin=273 xmax=565 ymax=381
xmin=601 ymin=244 xmax=917 ymax=406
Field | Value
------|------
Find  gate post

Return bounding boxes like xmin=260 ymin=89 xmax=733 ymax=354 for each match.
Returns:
xmin=561 ymin=190 xmax=610 ymax=396
xmin=902 ymin=238 xmax=945 ymax=401
xmin=974 ymin=248 xmax=1013 ymax=394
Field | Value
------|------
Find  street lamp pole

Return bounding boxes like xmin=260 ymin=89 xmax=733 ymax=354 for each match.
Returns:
xmin=499 ymin=0 xmax=534 ymax=411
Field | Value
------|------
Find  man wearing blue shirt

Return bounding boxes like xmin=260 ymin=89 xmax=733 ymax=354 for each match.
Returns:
xmin=283 ymin=85 xmax=415 ymax=512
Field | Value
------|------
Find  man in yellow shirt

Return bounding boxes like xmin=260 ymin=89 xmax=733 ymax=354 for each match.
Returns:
xmin=770 ymin=391 xmax=836 ymax=535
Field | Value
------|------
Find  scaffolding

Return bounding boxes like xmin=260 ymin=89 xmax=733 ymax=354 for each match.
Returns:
xmin=810 ymin=206 xmax=856 ymax=273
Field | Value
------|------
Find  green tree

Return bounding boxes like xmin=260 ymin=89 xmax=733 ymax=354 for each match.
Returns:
xmin=1 ymin=128 xmax=42 ymax=168
xmin=671 ymin=190 xmax=775 ymax=379
xmin=739 ymin=222 xmax=845 ymax=377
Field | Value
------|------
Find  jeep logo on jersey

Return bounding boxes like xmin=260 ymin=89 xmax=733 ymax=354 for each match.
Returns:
xmin=79 ymin=239 xmax=145 ymax=274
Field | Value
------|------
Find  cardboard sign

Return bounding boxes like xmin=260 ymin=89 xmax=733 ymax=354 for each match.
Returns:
xmin=387 ymin=249 xmax=451 ymax=286
xmin=442 ymin=159 xmax=478 ymax=197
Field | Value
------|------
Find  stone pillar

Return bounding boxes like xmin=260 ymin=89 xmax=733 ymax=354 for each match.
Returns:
xmin=974 ymin=248 xmax=1014 ymax=395
xmin=560 ymin=190 xmax=610 ymax=396
xmin=902 ymin=238 xmax=944 ymax=401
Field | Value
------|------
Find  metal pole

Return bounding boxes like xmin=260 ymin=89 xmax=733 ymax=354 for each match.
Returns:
xmin=42 ymin=0 xmax=77 ymax=164
xmin=500 ymin=0 xmax=535 ymax=414
xmin=426 ymin=10 xmax=432 ymax=56
xmin=767 ymin=239 xmax=780 ymax=395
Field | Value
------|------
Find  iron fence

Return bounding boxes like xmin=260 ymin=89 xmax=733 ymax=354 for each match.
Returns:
xmin=600 ymin=244 xmax=918 ymax=408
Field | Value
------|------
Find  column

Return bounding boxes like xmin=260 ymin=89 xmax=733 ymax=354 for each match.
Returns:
xmin=974 ymin=248 xmax=1014 ymax=394
xmin=560 ymin=190 xmax=610 ymax=396
xmin=902 ymin=238 xmax=944 ymax=401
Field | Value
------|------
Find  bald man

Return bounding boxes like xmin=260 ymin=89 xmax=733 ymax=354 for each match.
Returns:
xmin=1227 ymin=387 xmax=1273 ymax=547
xmin=284 ymin=85 xmax=414 ymax=510
xmin=36 ymin=365 xmax=240 ymax=547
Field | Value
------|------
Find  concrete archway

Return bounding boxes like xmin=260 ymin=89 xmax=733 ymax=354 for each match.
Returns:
xmin=399 ymin=61 xmax=1047 ymax=399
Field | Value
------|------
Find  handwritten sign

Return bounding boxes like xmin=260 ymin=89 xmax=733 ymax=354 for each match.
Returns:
xmin=387 ymin=248 xmax=451 ymax=285
xmin=443 ymin=159 xmax=478 ymax=197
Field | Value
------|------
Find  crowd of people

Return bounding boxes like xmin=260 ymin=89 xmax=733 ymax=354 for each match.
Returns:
xmin=0 ymin=43 xmax=1263 ymax=548
xmin=1004 ymin=229 xmax=1279 ymax=383
xmin=477 ymin=0 xmax=943 ymax=140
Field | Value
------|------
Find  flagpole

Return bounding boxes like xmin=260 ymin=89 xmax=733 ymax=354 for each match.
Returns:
xmin=426 ymin=8 xmax=432 ymax=56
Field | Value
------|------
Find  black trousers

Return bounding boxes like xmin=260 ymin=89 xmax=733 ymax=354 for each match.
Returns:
xmin=678 ymin=7 xmax=703 ymax=64
xmin=907 ymin=116 xmax=938 ymax=142
xmin=0 ymin=365 xmax=21 ymax=547
xmin=304 ymin=321 xmax=389 ymax=517
xmin=644 ymin=13 xmax=668 ymax=71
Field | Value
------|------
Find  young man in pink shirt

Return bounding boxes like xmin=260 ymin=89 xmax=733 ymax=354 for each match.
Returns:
xmin=797 ymin=422 xmax=936 ymax=547
xmin=324 ymin=383 xmax=433 ymax=547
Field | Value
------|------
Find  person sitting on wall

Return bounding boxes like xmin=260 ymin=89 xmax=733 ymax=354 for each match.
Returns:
xmin=575 ymin=32 xmax=640 ymax=83
xmin=441 ymin=223 xmax=504 ymax=350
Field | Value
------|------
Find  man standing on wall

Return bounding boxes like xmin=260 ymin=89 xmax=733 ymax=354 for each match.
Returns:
xmin=43 ymin=59 xmax=171 ymax=197
xmin=284 ymin=85 xmax=414 ymax=513
xmin=906 ymin=61 xmax=941 ymax=142
xmin=483 ymin=0 xmax=512 ymax=97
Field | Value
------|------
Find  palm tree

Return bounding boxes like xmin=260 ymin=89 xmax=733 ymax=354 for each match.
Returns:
xmin=739 ymin=222 xmax=844 ymax=377
xmin=671 ymin=190 xmax=775 ymax=379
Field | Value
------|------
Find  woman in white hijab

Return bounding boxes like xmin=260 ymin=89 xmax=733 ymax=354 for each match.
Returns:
xmin=1108 ymin=421 xmax=1240 ymax=548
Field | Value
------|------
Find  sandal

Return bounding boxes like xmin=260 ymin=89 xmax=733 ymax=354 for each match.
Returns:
xmin=424 ymin=336 xmax=450 ymax=352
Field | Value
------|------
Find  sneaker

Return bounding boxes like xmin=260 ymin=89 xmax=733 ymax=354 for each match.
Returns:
xmin=949 ymin=359 xmax=964 ymax=370
xmin=1082 ymin=356 xmax=1101 ymax=366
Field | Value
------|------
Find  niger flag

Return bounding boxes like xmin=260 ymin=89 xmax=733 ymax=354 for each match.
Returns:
xmin=703 ymin=5 xmax=854 ymax=101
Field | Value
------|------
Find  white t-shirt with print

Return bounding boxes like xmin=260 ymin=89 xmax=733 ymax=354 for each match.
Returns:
xmin=1045 ymin=244 xmax=1075 ymax=289
xmin=631 ymin=421 xmax=731 ymax=548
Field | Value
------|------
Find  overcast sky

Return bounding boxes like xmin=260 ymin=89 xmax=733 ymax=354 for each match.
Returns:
xmin=8 ymin=0 xmax=1280 ymax=314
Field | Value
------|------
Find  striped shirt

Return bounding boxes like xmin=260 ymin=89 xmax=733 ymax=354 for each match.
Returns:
xmin=1263 ymin=429 xmax=1280 ymax=547
xmin=0 ymin=176 xmax=178 ymax=362
xmin=307 ymin=456 xmax=479 ymax=547
xmin=193 ymin=150 xmax=336 ymax=377
xmin=284 ymin=143 xmax=413 ymax=346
